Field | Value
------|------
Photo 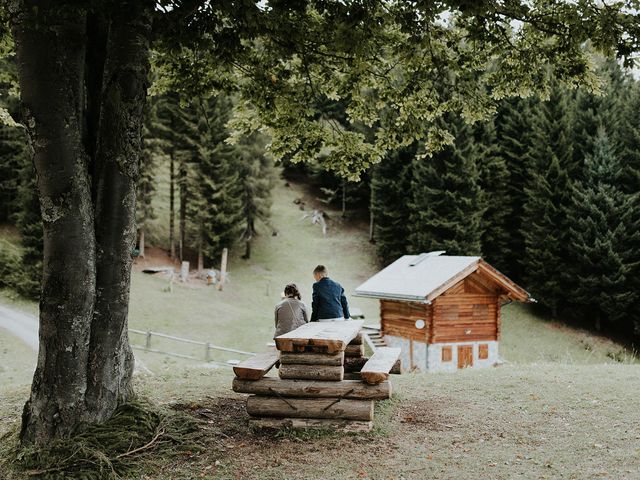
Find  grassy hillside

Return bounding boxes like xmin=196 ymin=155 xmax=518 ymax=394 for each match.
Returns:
xmin=1 ymin=176 xmax=639 ymax=479
xmin=1 ymin=175 xmax=637 ymax=378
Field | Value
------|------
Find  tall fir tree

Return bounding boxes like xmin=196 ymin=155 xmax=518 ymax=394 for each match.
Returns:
xmin=617 ymin=78 xmax=640 ymax=194
xmin=409 ymin=116 xmax=483 ymax=256
xmin=238 ymin=133 xmax=273 ymax=259
xmin=567 ymin=128 xmax=640 ymax=332
xmin=135 ymin=102 xmax=160 ymax=258
xmin=521 ymin=150 xmax=573 ymax=317
xmin=191 ymin=95 xmax=244 ymax=265
xmin=370 ymin=145 xmax=415 ymax=264
xmin=520 ymin=82 xmax=577 ymax=315
xmin=494 ymin=97 xmax=533 ymax=281
xmin=475 ymin=120 xmax=511 ymax=274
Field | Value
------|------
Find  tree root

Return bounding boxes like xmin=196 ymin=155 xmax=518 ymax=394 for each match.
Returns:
xmin=3 ymin=401 xmax=203 ymax=480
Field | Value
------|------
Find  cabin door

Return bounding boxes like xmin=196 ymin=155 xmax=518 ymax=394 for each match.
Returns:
xmin=457 ymin=345 xmax=473 ymax=369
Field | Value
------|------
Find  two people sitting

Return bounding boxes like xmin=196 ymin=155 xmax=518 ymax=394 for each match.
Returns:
xmin=274 ymin=265 xmax=350 ymax=338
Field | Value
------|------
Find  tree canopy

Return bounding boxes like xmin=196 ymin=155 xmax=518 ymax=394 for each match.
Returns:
xmin=152 ymin=0 xmax=640 ymax=178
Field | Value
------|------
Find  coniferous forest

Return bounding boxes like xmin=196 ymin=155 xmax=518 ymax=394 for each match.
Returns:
xmin=1 ymin=46 xmax=639 ymax=344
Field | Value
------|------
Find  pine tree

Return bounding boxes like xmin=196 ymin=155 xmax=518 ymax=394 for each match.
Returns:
xmin=568 ymin=128 xmax=640 ymax=331
xmin=191 ymin=95 xmax=244 ymax=265
xmin=238 ymin=133 xmax=273 ymax=259
xmin=521 ymin=150 xmax=573 ymax=316
xmin=409 ymin=116 xmax=483 ymax=256
xmin=494 ymin=97 xmax=533 ymax=281
xmin=475 ymin=120 xmax=511 ymax=273
xmin=520 ymin=82 xmax=577 ymax=315
xmin=370 ymin=146 xmax=415 ymax=263
xmin=617 ymin=78 xmax=640 ymax=193
xmin=136 ymin=103 xmax=160 ymax=258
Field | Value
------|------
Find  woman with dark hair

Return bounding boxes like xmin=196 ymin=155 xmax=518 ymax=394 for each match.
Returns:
xmin=274 ymin=283 xmax=309 ymax=338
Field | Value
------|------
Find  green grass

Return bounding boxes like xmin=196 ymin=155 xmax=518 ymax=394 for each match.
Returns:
xmin=3 ymin=363 xmax=639 ymax=479
xmin=501 ymin=303 xmax=637 ymax=365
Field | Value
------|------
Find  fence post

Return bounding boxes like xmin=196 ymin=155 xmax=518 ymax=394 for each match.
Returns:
xmin=205 ymin=342 xmax=211 ymax=362
xmin=145 ymin=331 xmax=152 ymax=350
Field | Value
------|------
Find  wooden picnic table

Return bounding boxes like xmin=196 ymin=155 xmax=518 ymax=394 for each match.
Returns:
xmin=275 ymin=320 xmax=364 ymax=353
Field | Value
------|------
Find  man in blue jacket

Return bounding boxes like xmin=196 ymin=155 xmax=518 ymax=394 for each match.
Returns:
xmin=311 ymin=265 xmax=350 ymax=322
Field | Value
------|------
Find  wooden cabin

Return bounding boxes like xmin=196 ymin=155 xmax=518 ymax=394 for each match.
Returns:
xmin=355 ymin=252 xmax=532 ymax=372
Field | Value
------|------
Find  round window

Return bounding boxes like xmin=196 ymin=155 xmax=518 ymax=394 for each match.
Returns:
xmin=415 ymin=319 xmax=426 ymax=329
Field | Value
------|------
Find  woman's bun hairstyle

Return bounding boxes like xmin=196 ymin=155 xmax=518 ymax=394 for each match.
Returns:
xmin=284 ymin=283 xmax=301 ymax=300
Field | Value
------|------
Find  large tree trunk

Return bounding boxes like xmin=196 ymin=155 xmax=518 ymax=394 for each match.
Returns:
xmin=86 ymin=1 xmax=152 ymax=420
xmin=13 ymin=0 xmax=153 ymax=444
xmin=13 ymin=2 xmax=95 ymax=444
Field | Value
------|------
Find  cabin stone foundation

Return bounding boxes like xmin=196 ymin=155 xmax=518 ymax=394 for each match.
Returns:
xmin=384 ymin=335 xmax=498 ymax=372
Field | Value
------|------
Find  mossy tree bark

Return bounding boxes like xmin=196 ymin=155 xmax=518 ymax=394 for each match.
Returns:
xmin=12 ymin=0 xmax=153 ymax=445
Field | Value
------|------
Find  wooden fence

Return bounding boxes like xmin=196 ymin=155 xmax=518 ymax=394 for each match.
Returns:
xmin=129 ymin=328 xmax=255 ymax=367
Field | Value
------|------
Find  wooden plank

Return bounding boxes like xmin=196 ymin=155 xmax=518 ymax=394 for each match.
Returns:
xmin=346 ymin=356 xmax=401 ymax=374
xmin=250 ymin=417 xmax=373 ymax=432
xmin=275 ymin=320 xmax=364 ymax=353
xmin=246 ymin=396 xmax=374 ymax=421
xmin=279 ymin=363 xmax=344 ymax=381
xmin=233 ymin=349 xmax=278 ymax=380
xmin=349 ymin=332 xmax=363 ymax=345
xmin=345 ymin=344 xmax=365 ymax=357
xmin=279 ymin=351 xmax=344 ymax=366
xmin=233 ymin=377 xmax=391 ymax=400
xmin=360 ymin=347 xmax=401 ymax=385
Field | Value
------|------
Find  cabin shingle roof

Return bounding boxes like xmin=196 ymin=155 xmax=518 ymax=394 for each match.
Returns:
xmin=355 ymin=252 xmax=530 ymax=303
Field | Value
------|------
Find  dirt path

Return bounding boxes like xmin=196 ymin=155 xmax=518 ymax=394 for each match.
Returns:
xmin=0 ymin=303 xmax=39 ymax=350
xmin=0 ymin=302 xmax=152 ymax=374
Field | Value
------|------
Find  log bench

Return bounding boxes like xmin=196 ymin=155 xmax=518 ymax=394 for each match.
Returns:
xmin=360 ymin=347 xmax=401 ymax=385
xmin=232 ymin=348 xmax=279 ymax=380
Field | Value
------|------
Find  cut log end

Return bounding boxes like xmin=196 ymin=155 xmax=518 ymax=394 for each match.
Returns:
xmin=361 ymin=371 xmax=388 ymax=385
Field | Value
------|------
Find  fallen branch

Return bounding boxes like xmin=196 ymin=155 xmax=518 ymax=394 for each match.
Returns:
xmin=115 ymin=428 xmax=165 ymax=459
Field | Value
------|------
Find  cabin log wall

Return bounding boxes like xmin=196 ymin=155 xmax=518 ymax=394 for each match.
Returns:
xmin=380 ymin=300 xmax=431 ymax=342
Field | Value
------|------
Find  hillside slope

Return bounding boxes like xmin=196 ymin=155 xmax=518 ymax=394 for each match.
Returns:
xmin=1 ymin=175 xmax=637 ymax=379
xmin=1 ymin=177 xmax=639 ymax=479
